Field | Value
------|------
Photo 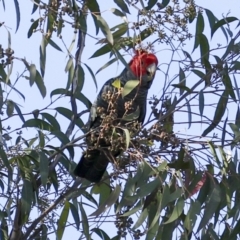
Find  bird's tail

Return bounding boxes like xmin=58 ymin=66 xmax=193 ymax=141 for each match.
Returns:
xmin=74 ymin=149 xmax=109 ymax=182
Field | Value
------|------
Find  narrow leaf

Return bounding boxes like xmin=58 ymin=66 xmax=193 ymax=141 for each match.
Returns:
xmin=27 ymin=19 xmax=39 ymax=38
xmin=29 ymin=64 xmax=36 ymax=86
xmin=179 ymin=67 xmax=186 ymax=96
xmin=48 ymin=39 xmax=62 ymax=52
xmin=122 ymin=80 xmax=139 ymax=98
xmin=197 ymin=187 xmax=221 ymax=231
xmin=35 ymin=70 xmax=46 ymax=98
xmin=96 ymin=15 xmax=114 ymax=45
xmin=79 ymin=203 xmax=90 ymax=239
xmin=202 ymin=90 xmax=228 ymax=137
xmin=13 ymin=0 xmax=20 ymax=32
xmin=57 ymin=201 xmax=70 ymax=240
xmin=84 ymin=63 xmax=97 ymax=91
xmin=164 ymin=197 xmax=184 ymax=224
xmin=69 ymin=202 xmax=80 ymax=230
xmin=23 ymin=119 xmax=54 ymax=131
xmin=96 ymin=58 xmax=118 ymax=75
xmin=14 ymin=103 xmax=25 ymax=123
xmin=39 ymin=151 xmax=49 ymax=186
xmin=199 ymin=90 xmax=204 ymax=117
xmin=211 ymin=17 xmax=238 ymax=38
xmin=114 ymin=0 xmax=130 ymax=14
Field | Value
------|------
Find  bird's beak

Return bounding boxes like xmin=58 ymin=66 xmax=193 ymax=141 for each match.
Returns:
xmin=147 ymin=63 xmax=157 ymax=78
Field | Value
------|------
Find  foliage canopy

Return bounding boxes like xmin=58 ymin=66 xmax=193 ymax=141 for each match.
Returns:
xmin=0 ymin=0 xmax=240 ymax=239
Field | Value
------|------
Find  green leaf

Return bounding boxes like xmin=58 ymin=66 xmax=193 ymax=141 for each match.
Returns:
xmin=0 ymin=217 xmax=8 ymax=240
xmin=38 ymin=130 xmax=45 ymax=148
xmin=136 ymin=178 xmax=161 ymax=199
xmin=161 ymin=0 xmax=170 ymax=8
xmin=51 ymin=131 xmax=74 ymax=159
xmin=69 ymin=202 xmax=80 ymax=230
xmin=66 ymin=60 xmax=74 ymax=90
xmin=75 ymin=92 xmax=92 ymax=110
xmin=27 ymin=19 xmax=39 ymax=38
xmin=208 ymin=141 xmax=221 ymax=168
xmin=78 ymin=10 xmax=87 ymax=33
xmin=111 ymin=8 xmax=125 ymax=18
xmin=55 ymin=107 xmax=86 ymax=132
xmin=193 ymin=12 xmax=204 ymax=52
xmin=184 ymin=200 xmax=201 ymax=233
xmin=122 ymin=80 xmax=139 ymax=98
xmin=41 ymin=112 xmax=61 ymax=131
xmin=197 ymin=187 xmax=221 ymax=231
xmin=90 ymin=44 xmax=112 ymax=58
xmin=146 ymin=0 xmax=158 ymax=10
xmin=133 ymin=208 xmax=148 ymax=229
xmin=185 ymin=99 xmax=192 ymax=129
xmin=14 ymin=103 xmax=25 ymax=123
xmin=31 ymin=0 xmax=39 ymax=14
xmin=39 ymin=36 xmax=47 ymax=78
xmin=0 ymin=148 xmax=12 ymax=182
xmin=29 ymin=64 xmax=36 ymax=86
xmin=112 ymin=78 xmax=121 ymax=89
xmin=48 ymin=39 xmax=62 ymax=52
xmin=164 ymin=197 xmax=184 ymax=224
xmin=1 ymin=0 xmax=5 ymax=10
xmin=196 ymin=12 xmax=204 ymax=34
xmin=178 ymin=67 xmax=186 ymax=96
xmin=112 ymin=23 xmax=128 ymax=40
xmin=65 ymin=58 xmax=73 ymax=73
xmin=199 ymin=33 xmax=210 ymax=63
xmin=84 ymin=63 xmax=97 ymax=91
xmin=92 ymin=228 xmax=111 ymax=240
xmin=205 ymin=9 xmax=216 ymax=30
xmin=46 ymin=12 xmax=55 ymax=36
xmin=79 ymin=203 xmax=90 ymax=239
xmin=74 ymin=64 xmax=85 ymax=93
xmin=221 ymin=39 xmax=235 ymax=60
xmin=122 ymin=107 xmax=140 ymax=121
xmin=96 ymin=15 xmax=114 ymax=45
xmin=39 ymin=151 xmax=49 ymax=186
xmin=199 ymin=90 xmax=204 ymax=117
xmin=222 ymin=69 xmax=236 ymax=101
xmin=23 ymin=119 xmax=54 ymax=131
xmin=0 ymin=84 xmax=3 ymax=110
xmin=13 ymin=0 xmax=20 ymax=32
xmin=171 ymin=84 xmax=191 ymax=94
xmin=122 ymin=128 xmax=130 ymax=149
xmin=211 ymin=17 xmax=238 ymax=38
xmin=50 ymin=88 xmax=68 ymax=98
xmin=235 ymin=106 xmax=240 ymax=128
xmin=90 ymin=185 xmax=121 ymax=217
xmin=96 ymin=58 xmax=118 ymax=75
xmin=35 ymin=70 xmax=46 ymax=98
xmin=57 ymin=18 xmax=64 ymax=36
xmin=202 ymin=90 xmax=228 ymax=137
xmin=191 ymin=69 xmax=205 ymax=79
xmin=114 ymin=0 xmax=130 ymax=14
xmin=57 ymin=201 xmax=70 ymax=240
xmin=6 ymin=100 xmax=14 ymax=117
xmin=113 ymin=48 xmax=131 ymax=71
xmin=146 ymin=195 xmax=161 ymax=239
xmin=86 ymin=0 xmax=100 ymax=34
xmin=21 ymin=179 xmax=33 ymax=218
xmin=92 ymin=182 xmax=111 ymax=206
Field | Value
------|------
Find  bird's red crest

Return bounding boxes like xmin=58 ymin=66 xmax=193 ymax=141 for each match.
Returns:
xmin=129 ymin=49 xmax=158 ymax=77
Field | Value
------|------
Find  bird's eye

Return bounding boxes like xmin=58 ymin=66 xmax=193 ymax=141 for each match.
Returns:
xmin=146 ymin=70 xmax=151 ymax=76
xmin=141 ymin=61 xmax=144 ymax=65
